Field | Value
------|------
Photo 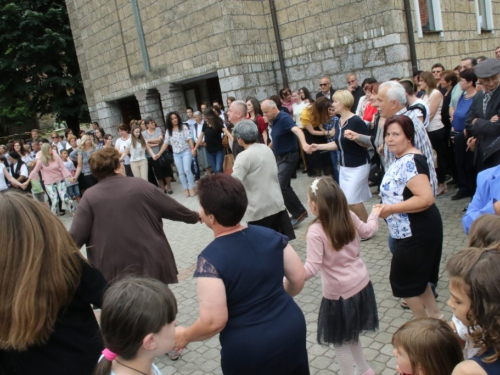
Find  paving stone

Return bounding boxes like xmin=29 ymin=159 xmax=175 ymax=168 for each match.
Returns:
xmin=60 ymin=173 xmax=469 ymax=374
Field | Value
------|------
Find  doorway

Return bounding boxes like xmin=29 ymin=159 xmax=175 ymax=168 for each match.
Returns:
xmin=118 ymin=96 xmax=141 ymax=125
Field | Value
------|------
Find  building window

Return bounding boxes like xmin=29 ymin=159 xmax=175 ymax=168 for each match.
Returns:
xmin=414 ymin=0 xmax=443 ymax=37
xmin=475 ymin=0 xmax=494 ymax=33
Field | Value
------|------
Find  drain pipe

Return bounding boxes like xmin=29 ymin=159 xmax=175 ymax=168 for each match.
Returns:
xmin=269 ymin=0 xmax=289 ymax=88
xmin=403 ymin=0 xmax=419 ymax=74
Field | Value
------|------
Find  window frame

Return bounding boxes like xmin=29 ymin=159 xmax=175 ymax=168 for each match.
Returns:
xmin=413 ymin=0 xmax=444 ymax=38
xmin=475 ymin=0 xmax=495 ymax=33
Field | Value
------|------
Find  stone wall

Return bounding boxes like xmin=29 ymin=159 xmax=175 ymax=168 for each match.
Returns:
xmin=66 ymin=0 xmax=499 ymax=129
xmin=410 ymin=0 xmax=500 ymax=72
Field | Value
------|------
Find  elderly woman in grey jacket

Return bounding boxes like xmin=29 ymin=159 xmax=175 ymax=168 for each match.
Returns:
xmin=231 ymin=120 xmax=295 ymax=240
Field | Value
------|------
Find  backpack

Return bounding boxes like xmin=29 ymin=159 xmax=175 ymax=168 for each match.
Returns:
xmin=407 ymin=103 xmax=427 ymax=123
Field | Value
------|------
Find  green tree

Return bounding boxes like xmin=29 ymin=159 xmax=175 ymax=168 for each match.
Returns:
xmin=0 ymin=0 xmax=89 ymax=134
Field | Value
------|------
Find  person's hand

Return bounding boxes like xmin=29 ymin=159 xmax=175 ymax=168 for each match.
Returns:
xmin=303 ymin=144 xmax=311 ymax=154
xmin=378 ymin=143 xmax=384 ymax=155
xmin=191 ymin=149 xmax=196 ymax=156
xmin=152 ymin=154 xmax=159 ymax=160
xmin=309 ymin=144 xmax=319 ymax=153
xmin=494 ymin=200 xmax=500 ymax=215
xmin=344 ymin=130 xmax=359 ymax=141
xmin=472 ymin=117 xmax=478 ymax=125
xmin=174 ymin=326 xmax=189 ymax=351
xmin=491 ymin=115 xmax=499 ymax=122
xmin=201 ymin=141 xmax=206 ymax=147
xmin=466 ymin=137 xmax=476 ymax=152
xmin=373 ymin=204 xmax=392 ymax=219
xmin=370 ymin=204 xmax=383 ymax=217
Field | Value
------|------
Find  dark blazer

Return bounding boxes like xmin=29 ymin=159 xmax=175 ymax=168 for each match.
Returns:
xmin=465 ymin=87 xmax=500 ymax=171
xmin=316 ymin=87 xmax=336 ymax=100
xmin=351 ymin=86 xmax=364 ymax=112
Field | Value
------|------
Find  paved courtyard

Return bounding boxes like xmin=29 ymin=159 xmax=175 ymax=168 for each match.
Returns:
xmin=61 ymin=172 xmax=469 ymax=375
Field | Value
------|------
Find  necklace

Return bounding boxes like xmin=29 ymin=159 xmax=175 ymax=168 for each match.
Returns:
xmin=115 ymin=359 xmax=150 ymax=375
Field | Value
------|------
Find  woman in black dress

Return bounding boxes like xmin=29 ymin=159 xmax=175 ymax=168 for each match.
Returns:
xmin=174 ymin=174 xmax=309 ymax=375
xmin=0 ymin=191 xmax=107 ymax=375
xmin=374 ymin=116 xmax=443 ymax=319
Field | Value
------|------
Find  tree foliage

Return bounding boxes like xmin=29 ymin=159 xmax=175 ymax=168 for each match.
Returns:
xmin=0 ymin=0 xmax=89 ymax=132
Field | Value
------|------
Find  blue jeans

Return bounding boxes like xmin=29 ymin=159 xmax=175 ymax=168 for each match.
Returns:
xmin=174 ymin=148 xmax=195 ymax=189
xmin=206 ymin=149 xmax=224 ymax=173
xmin=330 ymin=151 xmax=339 ymax=184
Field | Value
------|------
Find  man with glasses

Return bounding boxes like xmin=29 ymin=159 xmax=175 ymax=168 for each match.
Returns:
xmin=432 ymin=63 xmax=447 ymax=95
xmin=346 ymin=73 xmax=364 ymax=112
xmin=315 ymin=76 xmax=335 ymax=100
xmin=465 ymin=58 xmax=500 ymax=172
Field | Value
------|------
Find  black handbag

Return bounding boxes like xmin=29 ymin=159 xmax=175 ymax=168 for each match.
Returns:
xmin=158 ymin=151 xmax=173 ymax=168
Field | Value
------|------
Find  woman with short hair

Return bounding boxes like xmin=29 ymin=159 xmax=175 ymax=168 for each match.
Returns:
xmin=280 ymin=87 xmax=294 ymax=113
xmin=375 ymin=115 xmax=443 ymax=319
xmin=174 ymin=174 xmax=309 ymax=374
xmin=70 ymin=147 xmax=200 ymax=285
xmin=232 ymin=120 xmax=295 ymax=239
xmin=0 ymin=191 xmax=108 ymax=375
xmin=310 ymin=90 xmax=371 ymax=223
xmin=419 ymin=71 xmax=447 ymax=195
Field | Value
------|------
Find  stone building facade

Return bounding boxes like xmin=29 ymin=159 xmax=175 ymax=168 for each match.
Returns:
xmin=65 ymin=0 xmax=499 ymax=134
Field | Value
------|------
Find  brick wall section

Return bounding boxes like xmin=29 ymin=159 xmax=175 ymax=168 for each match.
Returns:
xmin=411 ymin=0 xmax=500 ymax=71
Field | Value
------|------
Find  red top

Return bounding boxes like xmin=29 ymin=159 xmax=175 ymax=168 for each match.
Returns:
xmin=247 ymin=114 xmax=267 ymax=135
xmin=363 ymin=103 xmax=378 ymax=123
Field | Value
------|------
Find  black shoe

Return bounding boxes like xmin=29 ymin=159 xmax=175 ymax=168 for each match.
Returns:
xmin=451 ymin=190 xmax=471 ymax=201
xmin=291 ymin=211 xmax=308 ymax=228
xmin=302 ymin=169 xmax=308 ymax=174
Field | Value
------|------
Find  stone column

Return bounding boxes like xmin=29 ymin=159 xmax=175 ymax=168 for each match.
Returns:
xmin=92 ymin=101 xmax=122 ymax=136
xmin=135 ymin=89 xmax=165 ymax=126
xmin=157 ymin=84 xmax=186 ymax=120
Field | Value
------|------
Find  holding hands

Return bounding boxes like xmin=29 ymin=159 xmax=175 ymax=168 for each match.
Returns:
xmin=152 ymin=153 xmax=160 ymax=161
xmin=174 ymin=326 xmax=188 ymax=352
xmin=372 ymin=204 xmax=391 ymax=219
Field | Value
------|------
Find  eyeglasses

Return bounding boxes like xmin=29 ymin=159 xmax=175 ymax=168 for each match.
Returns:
xmin=319 ymin=83 xmax=329 ymax=86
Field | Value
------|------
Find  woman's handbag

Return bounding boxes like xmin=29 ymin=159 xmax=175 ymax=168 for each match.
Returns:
xmin=158 ymin=151 xmax=173 ymax=168
xmin=223 ymin=148 xmax=234 ymax=174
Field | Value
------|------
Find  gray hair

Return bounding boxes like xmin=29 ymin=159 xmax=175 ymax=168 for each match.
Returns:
xmin=193 ymin=111 xmax=202 ymax=117
xmin=379 ymin=81 xmax=406 ymax=105
xmin=231 ymin=100 xmax=247 ymax=117
xmin=262 ymin=99 xmax=277 ymax=109
xmin=232 ymin=120 xmax=259 ymax=144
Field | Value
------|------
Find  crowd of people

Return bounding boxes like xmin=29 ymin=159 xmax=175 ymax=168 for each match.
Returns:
xmin=1 ymin=52 xmax=500 ymax=375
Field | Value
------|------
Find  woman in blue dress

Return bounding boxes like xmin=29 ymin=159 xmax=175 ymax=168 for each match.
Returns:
xmin=174 ymin=174 xmax=309 ymax=375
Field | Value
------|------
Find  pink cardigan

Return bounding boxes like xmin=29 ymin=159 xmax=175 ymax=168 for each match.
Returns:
xmin=29 ymin=154 xmax=71 ymax=185
xmin=304 ymin=212 xmax=379 ymax=300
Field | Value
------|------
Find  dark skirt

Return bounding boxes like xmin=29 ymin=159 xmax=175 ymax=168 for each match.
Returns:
xmin=79 ymin=174 xmax=97 ymax=190
xmin=317 ymin=281 xmax=378 ymax=346
xmin=390 ymin=205 xmax=443 ymax=298
xmin=248 ymin=210 xmax=296 ymax=240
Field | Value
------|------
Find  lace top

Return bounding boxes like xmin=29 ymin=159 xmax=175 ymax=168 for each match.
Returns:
xmin=164 ymin=125 xmax=191 ymax=154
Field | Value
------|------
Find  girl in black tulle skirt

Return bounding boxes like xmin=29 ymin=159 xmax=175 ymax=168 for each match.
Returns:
xmin=302 ymin=177 xmax=380 ymax=375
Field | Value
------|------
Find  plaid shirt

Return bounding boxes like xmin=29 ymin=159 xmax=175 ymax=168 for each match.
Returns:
xmin=323 ymin=116 xmax=339 ymax=143
xmin=384 ymin=108 xmax=438 ymax=196
xmin=483 ymin=85 xmax=499 ymax=115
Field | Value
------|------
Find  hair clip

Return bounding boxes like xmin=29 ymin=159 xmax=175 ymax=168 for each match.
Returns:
xmin=310 ymin=178 xmax=321 ymax=195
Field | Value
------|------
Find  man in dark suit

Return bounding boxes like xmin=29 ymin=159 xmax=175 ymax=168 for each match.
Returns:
xmin=316 ymin=76 xmax=335 ymax=100
xmin=346 ymin=73 xmax=364 ymax=112
xmin=465 ymin=58 xmax=500 ymax=172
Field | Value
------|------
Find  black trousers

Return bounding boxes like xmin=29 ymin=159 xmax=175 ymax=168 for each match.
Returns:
xmin=427 ymin=127 xmax=446 ymax=184
xmin=277 ymin=152 xmax=306 ymax=219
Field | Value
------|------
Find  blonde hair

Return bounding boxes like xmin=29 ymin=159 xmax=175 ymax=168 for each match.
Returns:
xmin=0 ymin=191 xmax=83 ymax=350
xmin=332 ymin=89 xmax=354 ymax=111
xmin=78 ymin=134 xmax=96 ymax=151
xmin=392 ymin=318 xmax=463 ymax=375
xmin=40 ymin=143 xmax=55 ymax=167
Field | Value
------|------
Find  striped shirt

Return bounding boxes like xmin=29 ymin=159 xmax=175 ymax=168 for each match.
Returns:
xmin=384 ymin=108 xmax=438 ymax=196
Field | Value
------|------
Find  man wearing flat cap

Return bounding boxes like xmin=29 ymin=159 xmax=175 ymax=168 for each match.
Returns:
xmin=465 ymin=58 xmax=500 ymax=171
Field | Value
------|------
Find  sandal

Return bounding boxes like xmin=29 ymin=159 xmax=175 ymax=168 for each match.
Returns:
xmin=167 ymin=190 xmax=173 ymax=195
xmin=189 ymin=189 xmax=196 ymax=197
xmin=184 ymin=190 xmax=190 ymax=198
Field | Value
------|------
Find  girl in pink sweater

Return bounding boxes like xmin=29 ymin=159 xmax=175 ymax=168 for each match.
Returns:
xmin=304 ymin=177 xmax=381 ymax=375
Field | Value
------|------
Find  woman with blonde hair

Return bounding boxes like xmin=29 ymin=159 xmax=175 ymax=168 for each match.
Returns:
xmin=72 ymin=134 xmax=98 ymax=194
xmin=22 ymin=143 xmax=75 ymax=215
xmin=311 ymin=90 xmax=371 ymax=223
xmin=0 ymin=191 xmax=107 ymax=374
